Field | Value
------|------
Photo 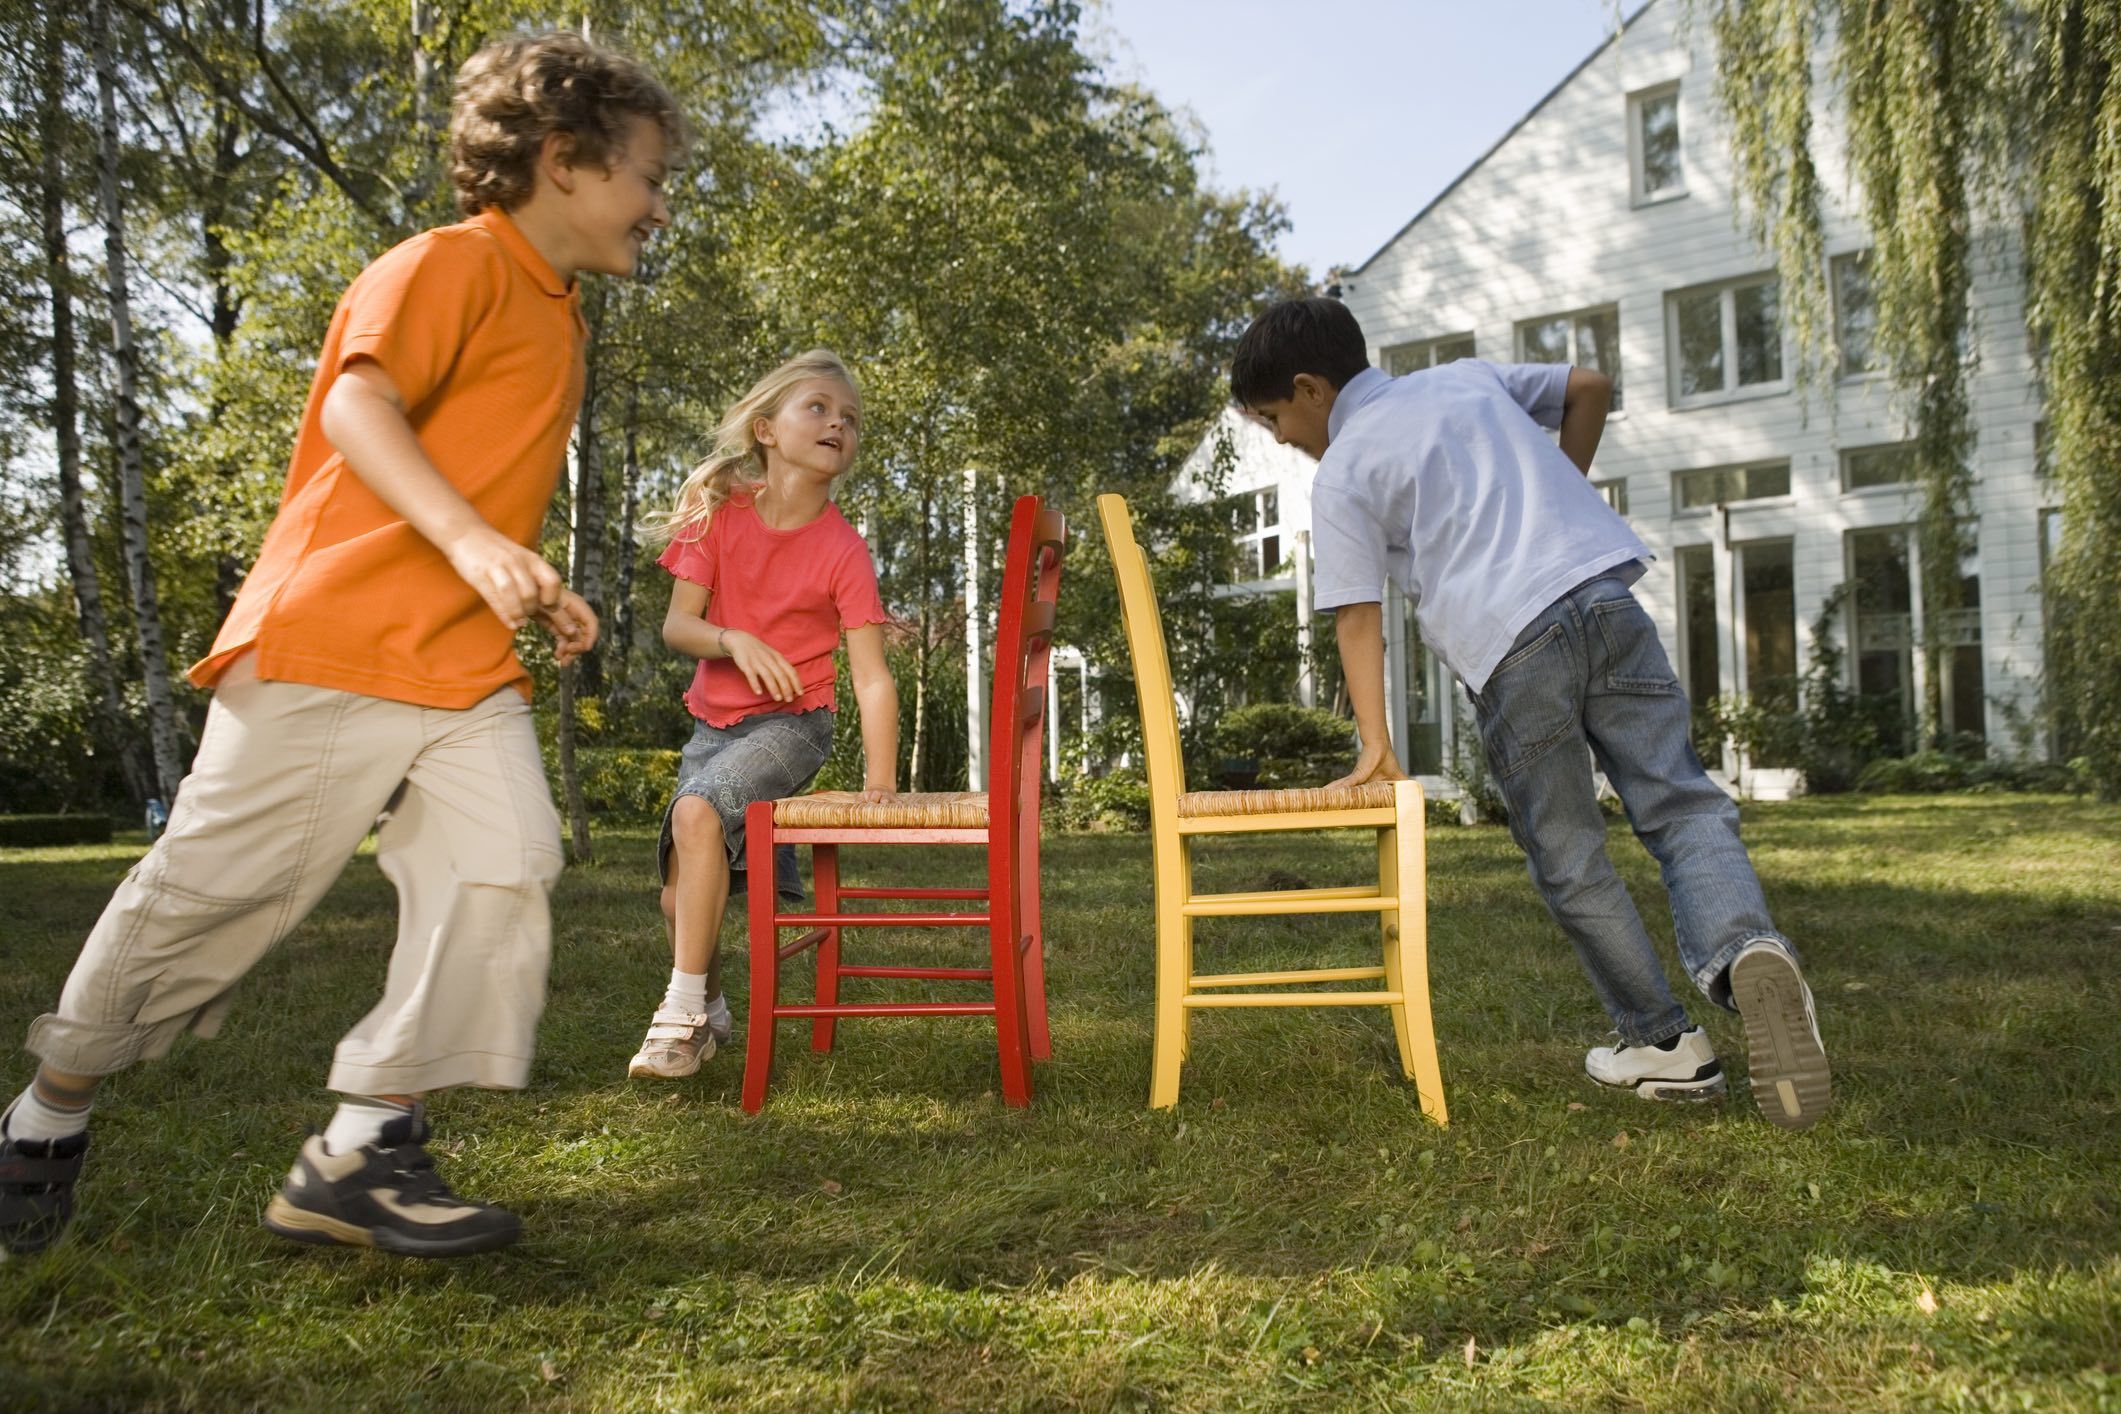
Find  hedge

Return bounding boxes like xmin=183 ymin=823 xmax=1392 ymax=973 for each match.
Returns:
xmin=0 ymin=814 xmax=115 ymax=848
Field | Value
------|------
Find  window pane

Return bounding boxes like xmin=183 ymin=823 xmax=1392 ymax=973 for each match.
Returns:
xmin=1575 ymin=308 xmax=1623 ymax=410
xmin=1382 ymin=344 xmax=1427 ymax=376
xmin=1742 ymin=543 xmax=1797 ymax=708
xmin=1640 ymin=90 xmax=1682 ymax=194
xmin=1435 ymin=335 xmax=1475 ymax=364
xmin=1518 ymin=316 xmax=1569 ymax=364
xmin=1261 ymin=533 xmax=1280 ymax=576
xmin=1675 ymin=469 xmax=1718 ymax=509
xmin=1679 ymin=545 xmax=1719 ymax=709
xmin=1735 ymin=279 xmax=1783 ymax=385
xmin=1594 ymin=479 xmax=1628 ymax=515
xmin=1260 ymin=488 xmax=1278 ymax=526
xmin=1675 ymin=289 xmax=1723 ymax=396
xmin=1745 ymin=462 xmax=1791 ymax=498
xmin=1844 ymin=445 xmax=1915 ymax=490
xmin=1835 ymin=254 xmax=1876 ymax=375
xmin=1850 ymin=529 xmax=1914 ymax=753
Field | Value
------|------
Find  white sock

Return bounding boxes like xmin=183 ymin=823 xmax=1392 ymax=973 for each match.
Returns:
xmin=702 ymin=994 xmax=730 ymax=1031
xmin=322 ymin=1097 xmax=415 ymax=1156
xmin=4 ymin=1085 xmax=91 ymax=1144
xmin=663 ymin=969 xmax=708 ymax=1017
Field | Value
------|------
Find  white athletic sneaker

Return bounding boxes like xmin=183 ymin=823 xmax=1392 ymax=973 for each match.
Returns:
xmin=1728 ymin=939 xmax=1832 ymax=1130
xmin=1585 ymin=1026 xmax=1727 ymax=1101
xmin=627 ymin=1009 xmax=716 ymax=1079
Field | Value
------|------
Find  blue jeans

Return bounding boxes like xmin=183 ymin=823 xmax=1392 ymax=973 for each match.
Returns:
xmin=1468 ymin=574 xmax=1792 ymax=1046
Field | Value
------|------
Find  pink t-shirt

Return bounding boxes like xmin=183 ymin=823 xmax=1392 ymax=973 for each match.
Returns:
xmin=658 ymin=491 xmax=890 ymax=727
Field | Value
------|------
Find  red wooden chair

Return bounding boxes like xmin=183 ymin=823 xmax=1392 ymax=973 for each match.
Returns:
xmin=741 ymin=495 xmax=1065 ymax=1112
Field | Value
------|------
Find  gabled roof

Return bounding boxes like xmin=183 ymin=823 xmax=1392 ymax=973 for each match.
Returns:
xmin=1348 ymin=0 xmax=1659 ymax=278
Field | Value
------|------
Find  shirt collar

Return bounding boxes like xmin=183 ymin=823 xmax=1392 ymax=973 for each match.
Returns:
xmin=470 ymin=207 xmax=574 ymax=299
xmin=1326 ymin=365 xmax=1390 ymax=444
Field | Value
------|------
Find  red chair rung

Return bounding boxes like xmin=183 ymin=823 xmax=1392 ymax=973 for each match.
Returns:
xmin=772 ymin=1002 xmax=998 ymax=1019
xmin=775 ymin=927 xmax=830 ymax=963
xmin=839 ymin=885 xmax=987 ymax=901
xmin=774 ymin=911 xmax=989 ymax=928
xmin=837 ymin=965 xmax=994 ymax=981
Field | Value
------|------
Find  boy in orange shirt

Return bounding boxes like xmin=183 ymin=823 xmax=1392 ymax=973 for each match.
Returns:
xmin=0 ymin=33 xmax=681 ymax=1258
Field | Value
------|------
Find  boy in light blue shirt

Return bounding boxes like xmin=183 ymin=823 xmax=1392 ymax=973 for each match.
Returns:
xmin=1232 ymin=297 xmax=1829 ymax=1130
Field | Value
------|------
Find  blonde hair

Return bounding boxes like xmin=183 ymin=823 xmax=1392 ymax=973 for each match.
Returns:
xmin=449 ymin=32 xmax=687 ymax=216
xmin=645 ymin=349 xmax=861 ymax=546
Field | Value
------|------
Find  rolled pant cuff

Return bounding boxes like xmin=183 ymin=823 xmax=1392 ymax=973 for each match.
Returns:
xmin=25 ymin=1012 xmax=197 ymax=1077
xmin=327 ymin=1050 xmax=534 ymax=1097
xmin=1692 ymin=932 xmax=1796 ymax=1012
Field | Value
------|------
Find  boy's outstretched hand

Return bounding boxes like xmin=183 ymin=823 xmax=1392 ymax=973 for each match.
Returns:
xmin=1329 ymin=743 xmax=1409 ymax=792
xmin=535 ymin=589 xmax=600 ymax=667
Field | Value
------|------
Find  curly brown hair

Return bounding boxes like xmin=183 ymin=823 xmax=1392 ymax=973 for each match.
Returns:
xmin=449 ymin=32 xmax=685 ymax=216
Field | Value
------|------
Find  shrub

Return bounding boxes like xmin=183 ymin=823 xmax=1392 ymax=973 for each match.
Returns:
xmin=1855 ymin=750 xmax=2089 ymax=795
xmin=0 ymin=814 xmax=114 ymax=847
xmin=1045 ymin=768 xmax=1151 ymax=833
xmin=545 ymin=747 xmax=682 ymax=820
xmin=1213 ymin=703 xmax=1356 ymax=788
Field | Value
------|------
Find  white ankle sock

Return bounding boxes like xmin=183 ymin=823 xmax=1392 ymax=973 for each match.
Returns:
xmin=703 ymin=994 xmax=730 ymax=1030
xmin=4 ymin=1085 xmax=91 ymax=1143
xmin=322 ymin=1098 xmax=414 ymax=1156
xmin=663 ymin=969 xmax=708 ymax=1016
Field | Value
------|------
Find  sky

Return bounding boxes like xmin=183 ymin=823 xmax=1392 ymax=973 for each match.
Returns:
xmin=1085 ymin=0 xmax=1630 ymax=280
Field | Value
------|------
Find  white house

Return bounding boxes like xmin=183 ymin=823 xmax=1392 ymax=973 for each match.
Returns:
xmin=1175 ymin=0 xmax=2054 ymax=795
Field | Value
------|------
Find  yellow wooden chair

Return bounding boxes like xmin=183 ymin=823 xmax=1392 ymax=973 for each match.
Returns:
xmin=1096 ymin=493 xmax=1447 ymax=1122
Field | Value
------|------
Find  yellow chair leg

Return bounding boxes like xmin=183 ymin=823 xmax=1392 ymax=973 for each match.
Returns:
xmin=1150 ymin=837 xmax=1189 ymax=1110
xmin=1177 ymin=843 xmax=1195 ymax=1062
xmin=1382 ymin=787 xmax=1447 ymax=1124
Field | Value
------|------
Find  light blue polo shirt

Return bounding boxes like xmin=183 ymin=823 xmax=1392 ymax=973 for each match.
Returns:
xmin=1308 ymin=361 xmax=1650 ymax=693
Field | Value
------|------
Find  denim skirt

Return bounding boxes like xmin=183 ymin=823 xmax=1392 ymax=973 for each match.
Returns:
xmin=656 ymin=707 xmax=835 ymax=901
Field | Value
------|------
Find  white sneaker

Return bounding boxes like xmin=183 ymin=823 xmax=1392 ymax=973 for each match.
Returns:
xmin=1585 ymin=1026 xmax=1727 ymax=1101
xmin=1729 ymin=939 xmax=1832 ymax=1130
xmin=626 ymin=1009 xmax=716 ymax=1079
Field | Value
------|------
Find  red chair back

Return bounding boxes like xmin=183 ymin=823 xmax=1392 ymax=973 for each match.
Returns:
xmin=986 ymin=496 xmax=1065 ymax=889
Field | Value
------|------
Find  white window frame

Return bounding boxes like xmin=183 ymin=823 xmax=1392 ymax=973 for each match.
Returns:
xmin=1514 ymin=304 xmax=1623 ymax=412
xmin=1831 ymin=250 xmax=1879 ymax=380
xmin=1665 ymin=273 xmax=1790 ymax=408
xmin=1382 ymin=332 xmax=1476 ymax=377
xmin=1672 ymin=459 xmax=1794 ymax=514
xmin=1628 ymin=81 xmax=1686 ymax=205
xmin=1592 ymin=478 xmax=1628 ymax=516
xmin=1840 ymin=441 xmax=1917 ymax=495
xmin=1842 ymin=522 xmax=1987 ymax=740
xmin=1229 ymin=486 xmax=1284 ymax=582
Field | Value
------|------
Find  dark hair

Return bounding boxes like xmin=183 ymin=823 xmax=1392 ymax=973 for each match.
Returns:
xmin=1229 ymin=297 xmax=1370 ymax=406
xmin=449 ymin=32 xmax=687 ymax=215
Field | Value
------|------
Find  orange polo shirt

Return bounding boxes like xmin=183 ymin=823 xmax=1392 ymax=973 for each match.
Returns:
xmin=189 ymin=208 xmax=587 ymax=707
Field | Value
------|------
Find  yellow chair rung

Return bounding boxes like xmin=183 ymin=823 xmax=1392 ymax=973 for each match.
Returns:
xmin=1183 ymin=889 xmax=1396 ymax=917
xmin=1177 ymin=810 xmax=1397 ymax=835
xmin=1191 ymin=966 xmax=1387 ymax=988
xmin=1184 ymin=990 xmax=1405 ymax=1009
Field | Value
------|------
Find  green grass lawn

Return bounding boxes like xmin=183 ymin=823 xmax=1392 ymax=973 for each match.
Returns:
xmin=2 ymin=794 xmax=2117 ymax=1410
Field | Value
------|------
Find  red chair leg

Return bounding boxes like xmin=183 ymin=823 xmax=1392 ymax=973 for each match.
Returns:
xmin=811 ymin=843 xmax=841 ymax=1052
xmin=741 ymin=802 xmax=779 ymax=1115
xmin=988 ymin=903 xmax=1034 ymax=1107
xmin=1020 ymin=814 xmax=1051 ymax=1061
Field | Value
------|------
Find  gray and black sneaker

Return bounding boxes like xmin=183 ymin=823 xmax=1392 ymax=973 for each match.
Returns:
xmin=262 ymin=1111 xmax=520 ymax=1257
xmin=1729 ymin=939 xmax=1832 ymax=1130
xmin=1585 ymin=1025 xmax=1727 ymax=1101
xmin=0 ymin=1112 xmax=88 ymax=1258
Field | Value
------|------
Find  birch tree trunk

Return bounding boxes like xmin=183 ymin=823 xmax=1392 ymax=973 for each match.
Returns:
xmin=609 ymin=384 xmax=642 ymax=707
xmin=555 ymin=313 xmax=603 ymax=863
xmin=908 ymin=486 xmax=931 ymax=788
xmin=42 ymin=4 xmax=148 ymax=805
xmin=91 ymin=0 xmax=188 ymax=804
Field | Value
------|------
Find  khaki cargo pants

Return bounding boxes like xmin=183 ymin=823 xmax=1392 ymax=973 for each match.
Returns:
xmin=25 ymin=654 xmax=563 ymax=1096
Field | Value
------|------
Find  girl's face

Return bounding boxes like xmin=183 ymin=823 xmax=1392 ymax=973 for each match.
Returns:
xmin=756 ymin=377 xmax=861 ymax=479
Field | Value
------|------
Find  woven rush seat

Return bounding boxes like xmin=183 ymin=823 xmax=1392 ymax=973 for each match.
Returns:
xmin=771 ymin=790 xmax=990 ymax=830
xmin=1175 ymin=781 xmax=1400 ymax=818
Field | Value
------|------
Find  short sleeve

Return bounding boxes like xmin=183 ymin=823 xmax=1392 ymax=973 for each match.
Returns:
xmin=1485 ymin=361 xmax=1572 ymax=429
xmin=335 ymin=230 xmax=501 ymax=410
xmin=658 ymin=520 xmax=717 ymax=588
xmin=1307 ymin=476 xmax=1389 ymax=610
xmin=830 ymin=531 xmax=889 ymax=629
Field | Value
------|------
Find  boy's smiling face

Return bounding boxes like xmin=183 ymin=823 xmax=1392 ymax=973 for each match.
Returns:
xmin=1244 ymin=372 xmax=1336 ymax=460
xmin=562 ymin=115 xmax=672 ymax=278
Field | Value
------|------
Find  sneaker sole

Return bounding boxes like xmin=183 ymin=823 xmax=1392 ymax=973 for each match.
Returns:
xmin=1587 ymin=1063 xmax=1728 ymax=1103
xmin=262 ymin=1195 xmax=521 ymax=1257
xmin=1730 ymin=949 xmax=1832 ymax=1130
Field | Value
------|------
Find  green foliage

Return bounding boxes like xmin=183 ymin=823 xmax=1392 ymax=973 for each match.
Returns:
xmin=1213 ymin=702 xmax=1355 ymax=788
xmin=1704 ymin=0 xmax=2121 ymax=796
xmin=1854 ymin=748 xmax=2088 ymax=795
xmin=0 ymin=812 xmax=114 ymax=846
xmin=538 ymin=746 xmax=682 ymax=821
xmin=1702 ymin=585 xmax=1893 ymax=792
xmin=1043 ymin=766 xmax=1150 ymax=833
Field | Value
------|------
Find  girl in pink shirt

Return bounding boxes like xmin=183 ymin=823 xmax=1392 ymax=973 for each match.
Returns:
xmin=629 ymin=350 xmax=898 ymax=1079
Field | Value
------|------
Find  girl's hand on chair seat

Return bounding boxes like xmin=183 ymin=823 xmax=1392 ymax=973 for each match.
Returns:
xmin=1328 ymin=746 xmax=1408 ymax=791
xmin=859 ymin=783 xmax=895 ymax=803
